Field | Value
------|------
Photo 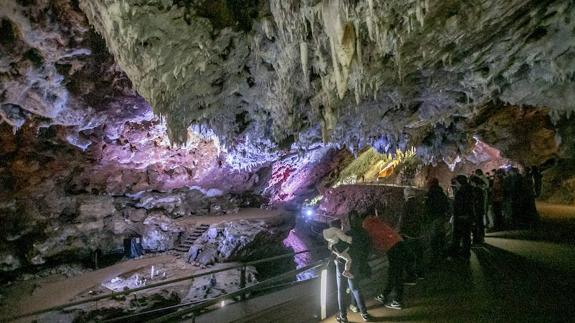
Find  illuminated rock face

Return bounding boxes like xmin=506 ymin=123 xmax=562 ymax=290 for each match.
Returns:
xmin=79 ymin=0 xmax=575 ymax=156
xmin=2 ymin=0 xmax=575 ymax=275
xmin=0 ymin=0 xmax=133 ymax=140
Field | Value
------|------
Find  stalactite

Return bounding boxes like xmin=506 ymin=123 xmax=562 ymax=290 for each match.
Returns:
xmin=300 ymin=41 xmax=309 ymax=86
xmin=416 ymin=0 xmax=425 ymax=27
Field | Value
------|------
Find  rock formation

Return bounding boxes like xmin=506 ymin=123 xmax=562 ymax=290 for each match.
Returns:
xmin=78 ymin=0 xmax=575 ymax=156
xmin=1 ymin=0 xmax=575 ymax=278
xmin=187 ymin=219 xmax=294 ymax=266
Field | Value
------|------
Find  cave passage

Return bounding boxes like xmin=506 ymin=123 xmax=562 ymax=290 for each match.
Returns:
xmin=1 ymin=0 xmax=575 ymax=322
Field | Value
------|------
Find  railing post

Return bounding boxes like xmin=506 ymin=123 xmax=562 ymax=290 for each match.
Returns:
xmin=240 ymin=266 xmax=247 ymax=300
xmin=320 ymin=265 xmax=328 ymax=320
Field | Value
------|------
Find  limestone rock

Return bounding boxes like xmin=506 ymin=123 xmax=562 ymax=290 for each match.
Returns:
xmin=182 ymin=266 xmax=257 ymax=303
xmin=318 ymin=184 xmax=424 ymax=226
xmin=0 ymin=247 xmax=21 ymax=272
xmin=126 ymin=208 xmax=147 ymax=222
xmin=141 ymin=213 xmax=183 ymax=251
xmin=77 ymin=196 xmax=117 ymax=222
xmin=187 ymin=220 xmax=292 ymax=266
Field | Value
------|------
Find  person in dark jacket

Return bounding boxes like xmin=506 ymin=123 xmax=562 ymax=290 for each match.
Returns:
xmin=399 ymin=187 xmax=425 ymax=281
xmin=531 ymin=165 xmax=543 ymax=198
xmin=491 ymin=170 xmax=505 ymax=231
xmin=425 ymin=178 xmax=449 ymax=263
xmin=449 ymin=175 xmax=475 ymax=260
xmin=341 ymin=210 xmax=373 ymax=322
xmin=470 ymin=175 xmax=486 ymax=244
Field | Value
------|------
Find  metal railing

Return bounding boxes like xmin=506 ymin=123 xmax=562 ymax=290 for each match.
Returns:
xmin=7 ymin=247 xmax=328 ymax=322
xmin=107 ymin=259 xmax=329 ymax=323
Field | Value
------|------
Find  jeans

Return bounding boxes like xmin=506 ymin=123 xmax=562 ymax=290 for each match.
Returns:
xmin=335 ymin=260 xmax=367 ymax=316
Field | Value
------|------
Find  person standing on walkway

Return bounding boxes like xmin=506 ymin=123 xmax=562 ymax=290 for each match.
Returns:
xmin=399 ymin=187 xmax=426 ymax=282
xmin=449 ymin=175 xmax=474 ymax=260
xmin=334 ymin=210 xmax=374 ymax=322
xmin=470 ymin=175 xmax=486 ymax=244
xmin=491 ymin=170 xmax=505 ymax=231
xmin=323 ymin=219 xmax=354 ymax=278
xmin=362 ymin=207 xmax=410 ymax=310
xmin=425 ymin=178 xmax=450 ymax=264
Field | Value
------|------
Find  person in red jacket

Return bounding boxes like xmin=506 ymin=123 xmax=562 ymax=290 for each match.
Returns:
xmin=362 ymin=207 xmax=410 ymax=310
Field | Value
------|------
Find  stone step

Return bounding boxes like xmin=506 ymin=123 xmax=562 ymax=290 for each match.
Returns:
xmin=174 ymin=225 xmax=210 ymax=253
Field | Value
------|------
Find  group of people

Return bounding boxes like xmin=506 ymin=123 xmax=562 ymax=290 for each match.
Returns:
xmin=449 ymin=167 xmax=540 ymax=259
xmin=322 ymin=183 xmax=449 ymax=323
xmin=321 ymin=167 xmax=541 ymax=322
xmin=323 ymin=208 xmax=407 ymax=322
xmin=474 ymin=167 xmax=541 ymax=231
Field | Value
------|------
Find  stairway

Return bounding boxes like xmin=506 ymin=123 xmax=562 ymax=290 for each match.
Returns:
xmin=175 ymin=224 xmax=210 ymax=253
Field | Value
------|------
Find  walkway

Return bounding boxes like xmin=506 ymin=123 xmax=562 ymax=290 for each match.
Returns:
xmin=315 ymin=202 xmax=575 ymax=323
xmin=217 ymin=203 xmax=575 ymax=323
xmin=177 ymin=208 xmax=291 ymax=227
xmin=0 ymin=255 xmax=173 ymax=318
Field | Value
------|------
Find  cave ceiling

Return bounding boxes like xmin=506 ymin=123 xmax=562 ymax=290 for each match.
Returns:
xmin=1 ymin=0 xmax=574 ymax=165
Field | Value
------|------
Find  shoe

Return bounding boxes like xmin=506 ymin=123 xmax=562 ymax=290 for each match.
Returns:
xmin=375 ymin=294 xmax=386 ymax=303
xmin=349 ymin=304 xmax=359 ymax=313
xmin=361 ymin=313 xmax=374 ymax=321
xmin=336 ymin=314 xmax=349 ymax=323
xmin=384 ymin=300 xmax=403 ymax=310
xmin=342 ymin=270 xmax=354 ymax=279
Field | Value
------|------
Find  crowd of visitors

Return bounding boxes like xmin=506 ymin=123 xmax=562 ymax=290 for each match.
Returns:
xmin=323 ymin=166 xmax=541 ymax=322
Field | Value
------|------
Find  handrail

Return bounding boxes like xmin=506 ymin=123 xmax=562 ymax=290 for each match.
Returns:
xmin=7 ymin=247 xmax=327 ymax=321
xmin=146 ymin=259 xmax=328 ymax=323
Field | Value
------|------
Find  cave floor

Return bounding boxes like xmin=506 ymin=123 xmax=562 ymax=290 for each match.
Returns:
xmin=0 ymin=254 xmax=175 ymax=320
xmin=0 ymin=208 xmax=290 ymax=321
xmin=176 ymin=207 xmax=289 ymax=228
xmin=3 ymin=204 xmax=573 ymax=322
xmin=204 ymin=202 xmax=575 ymax=323
xmin=316 ymin=202 xmax=575 ymax=323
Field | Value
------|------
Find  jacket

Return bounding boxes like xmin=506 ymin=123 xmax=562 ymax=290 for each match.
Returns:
xmin=362 ymin=217 xmax=402 ymax=253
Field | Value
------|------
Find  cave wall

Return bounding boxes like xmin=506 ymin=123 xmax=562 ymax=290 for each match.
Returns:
xmin=2 ymin=0 xmax=575 ymax=275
